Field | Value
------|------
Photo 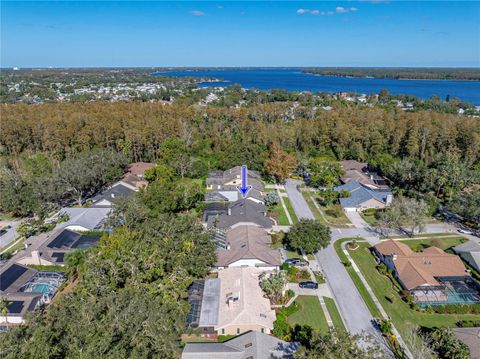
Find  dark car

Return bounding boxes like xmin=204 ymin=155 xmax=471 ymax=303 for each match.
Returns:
xmin=299 ymin=281 xmax=318 ymax=289
xmin=285 ymin=257 xmax=309 ymax=267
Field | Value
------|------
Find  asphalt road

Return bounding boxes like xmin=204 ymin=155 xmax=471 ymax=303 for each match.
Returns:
xmin=284 ymin=179 xmax=379 ymax=337
xmin=0 ymin=221 xmax=20 ymax=250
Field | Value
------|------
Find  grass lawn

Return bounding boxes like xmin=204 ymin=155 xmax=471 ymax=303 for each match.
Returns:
xmin=360 ymin=212 xmax=377 ymax=226
xmin=302 ymin=192 xmax=326 ymax=223
xmin=382 ymin=232 xmax=459 ymax=239
xmin=285 ymin=249 xmax=302 ymax=259
xmin=1 ymin=237 xmax=25 ymax=255
xmin=270 ymin=202 xmax=290 ymax=226
xmin=400 ymin=236 xmax=467 ymax=252
xmin=348 ymin=243 xmax=480 ymax=342
xmin=27 ymin=264 xmax=66 ymax=272
xmin=333 ymin=238 xmax=382 ymax=317
xmin=282 ymin=197 xmax=299 ymax=224
xmin=323 ymin=296 xmax=346 ymax=332
xmin=287 ymin=295 xmax=329 ymax=334
xmin=321 ymin=204 xmax=351 ymax=227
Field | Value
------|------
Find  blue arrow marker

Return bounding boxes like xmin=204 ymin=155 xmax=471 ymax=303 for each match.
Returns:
xmin=236 ymin=165 xmax=252 ymax=199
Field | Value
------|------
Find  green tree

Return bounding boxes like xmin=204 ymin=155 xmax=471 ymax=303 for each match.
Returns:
xmin=307 ymin=157 xmax=344 ymax=188
xmin=294 ymin=328 xmax=385 ymax=359
xmin=286 ymin=219 xmax=331 ymax=254
xmin=260 ymin=269 xmax=287 ymax=304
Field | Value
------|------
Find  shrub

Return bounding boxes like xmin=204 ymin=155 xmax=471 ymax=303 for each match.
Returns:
xmin=265 ymin=191 xmax=279 ymax=207
xmin=362 ymin=208 xmax=377 ymax=216
xmin=286 ymin=289 xmax=295 ymax=298
xmin=378 ymin=319 xmax=393 ymax=334
xmin=377 ymin=263 xmax=388 ymax=275
xmin=326 ymin=204 xmax=343 ymax=218
xmin=343 ymin=260 xmax=351 ymax=267
xmin=456 ymin=320 xmax=480 ymax=327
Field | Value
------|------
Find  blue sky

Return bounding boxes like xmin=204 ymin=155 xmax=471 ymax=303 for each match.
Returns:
xmin=1 ymin=1 xmax=479 ymax=67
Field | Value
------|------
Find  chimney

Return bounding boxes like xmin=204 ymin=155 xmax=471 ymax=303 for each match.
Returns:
xmin=392 ymin=254 xmax=397 ymax=261
xmin=370 ymin=175 xmax=374 ymax=180
xmin=226 ymin=243 xmax=231 ymax=250
xmin=386 ymin=194 xmax=393 ymax=206
xmin=228 ymin=207 xmax=231 ymax=216
xmin=111 ymin=193 xmax=115 ymax=198
xmin=32 ymin=250 xmax=41 ymax=265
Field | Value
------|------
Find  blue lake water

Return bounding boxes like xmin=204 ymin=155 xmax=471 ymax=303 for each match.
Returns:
xmin=154 ymin=69 xmax=480 ymax=105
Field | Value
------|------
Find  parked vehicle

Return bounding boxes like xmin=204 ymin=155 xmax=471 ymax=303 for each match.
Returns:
xmin=285 ymin=257 xmax=309 ymax=267
xmin=458 ymin=229 xmax=474 ymax=235
xmin=299 ymin=281 xmax=318 ymax=289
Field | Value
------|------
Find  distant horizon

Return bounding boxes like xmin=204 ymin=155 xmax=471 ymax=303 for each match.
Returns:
xmin=3 ymin=66 xmax=480 ymax=70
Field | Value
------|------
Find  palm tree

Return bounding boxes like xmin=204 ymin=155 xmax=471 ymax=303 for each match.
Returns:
xmin=0 ymin=296 xmax=12 ymax=327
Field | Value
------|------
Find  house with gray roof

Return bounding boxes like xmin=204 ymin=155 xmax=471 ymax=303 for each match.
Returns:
xmin=55 ymin=207 xmax=110 ymax=232
xmin=90 ymin=181 xmax=138 ymax=208
xmin=454 ymin=240 xmax=480 ymax=272
xmin=0 ymin=263 xmax=65 ymax=324
xmin=182 ymin=331 xmax=299 ymax=359
xmin=206 ymin=200 xmax=274 ymax=229
xmin=206 ymin=166 xmax=265 ymax=204
xmin=17 ymin=228 xmax=101 ymax=266
xmin=335 ymin=180 xmax=393 ymax=212
xmin=215 ymin=225 xmax=281 ymax=270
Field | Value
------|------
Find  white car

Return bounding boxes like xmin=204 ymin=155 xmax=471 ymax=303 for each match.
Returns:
xmin=458 ymin=229 xmax=474 ymax=235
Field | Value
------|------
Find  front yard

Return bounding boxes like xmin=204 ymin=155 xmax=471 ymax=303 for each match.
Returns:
xmin=399 ymin=236 xmax=467 ymax=252
xmin=301 ymin=191 xmax=351 ymax=228
xmin=286 ymin=295 xmax=329 ymax=333
xmin=347 ymin=242 xmax=480 ymax=341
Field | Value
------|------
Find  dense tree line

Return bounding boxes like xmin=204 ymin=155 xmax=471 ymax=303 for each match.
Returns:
xmin=1 ymin=101 xmax=478 ymax=219
xmin=0 ymin=177 xmax=215 ymax=358
xmin=304 ymin=67 xmax=480 ymax=81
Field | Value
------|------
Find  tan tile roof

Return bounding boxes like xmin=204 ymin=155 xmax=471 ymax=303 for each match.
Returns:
xmin=127 ymin=162 xmax=155 ymax=177
xmin=376 ymin=239 xmax=469 ymax=289
xmin=216 ymin=226 xmax=281 ymax=267
xmin=340 ymin=160 xmax=367 ymax=172
xmin=216 ymin=267 xmax=276 ymax=331
xmin=375 ymin=239 xmax=413 ymax=257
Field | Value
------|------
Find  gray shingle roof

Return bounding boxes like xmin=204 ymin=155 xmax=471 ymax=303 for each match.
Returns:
xmin=182 ymin=331 xmax=299 ymax=359
xmin=335 ymin=181 xmax=391 ymax=208
xmin=207 ymin=200 xmax=273 ymax=229
xmin=91 ymin=182 xmax=137 ymax=207
xmin=57 ymin=207 xmax=110 ymax=230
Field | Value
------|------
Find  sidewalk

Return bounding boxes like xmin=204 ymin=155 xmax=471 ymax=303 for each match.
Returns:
xmin=341 ymin=241 xmax=413 ymax=358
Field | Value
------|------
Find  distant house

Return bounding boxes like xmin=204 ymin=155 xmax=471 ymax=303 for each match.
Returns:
xmin=340 ymin=160 xmax=390 ymax=190
xmin=187 ymin=267 xmax=276 ymax=336
xmin=215 ymin=225 xmax=281 ymax=270
xmin=454 ymin=241 xmax=480 ymax=273
xmin=374 ymin=240 xmax=477 ymax=305
xmin=206 ymin=166 xmax=265 ymax=204
xmin=334 ymin=181 xmax=393 ymax=212
xmin=90 ymin=181 xmax=138 ymax=208
xmin=0 ymin=263 xmax=65 ymax=324
xmin=16 ymin=228 xmax=101 ymax=266
xmin=182 ymin=331 xmax=299 ymax=359
xmin=55 ymin=207 xmax=110 ymax=232
xmin=121 ymin=162 xmax=155 ymax=189
xmin=206 ymin=200 xmax=274 ymax=230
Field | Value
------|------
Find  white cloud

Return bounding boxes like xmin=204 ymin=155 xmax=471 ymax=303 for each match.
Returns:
xmin=190 ymin=10 xmax=206 ymax=17
xmin=336 ymin=7 xmax=358 ymax=13
xmin=297 ymin=7 xmax=358 ymax=16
